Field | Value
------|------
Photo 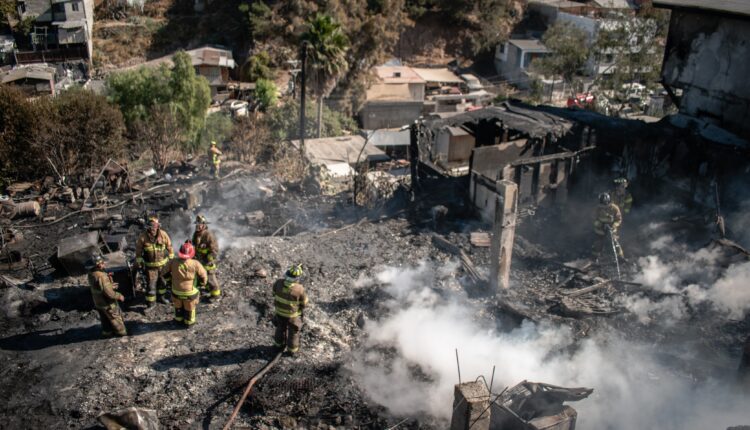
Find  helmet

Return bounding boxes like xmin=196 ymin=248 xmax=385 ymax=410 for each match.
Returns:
xmin=599 ymin=192 xmax=611 ymax=205
xmin=147 ymin=216 xmax=159 ymax=228
xmin=210 ymin=141 xmax=217 ymax=146
xmin=178 ymin=240 xmax=195 ymax=259
xmin=286 ymin=264 xmax=303 ymax=278
xmin=195 ymin=214 xmax=207 ymax=225
xmin=614 ymin=178 xmax=628 ymax=187
xmin=87 ymin=253 xmax=104 ymax=269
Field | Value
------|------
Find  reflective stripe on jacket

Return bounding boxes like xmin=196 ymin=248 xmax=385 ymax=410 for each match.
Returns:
xmin=167 ymin=258 xmax=207 ymax=297
xmin=273 ymin=279 xmax=308 ymax=318
xmin=594 ymin=203 xmax=622 ymax=235
xmin=136 ymin=229 xmax=173 ymax=266
xmin=192 ymin=229 xmax=219 ymax=270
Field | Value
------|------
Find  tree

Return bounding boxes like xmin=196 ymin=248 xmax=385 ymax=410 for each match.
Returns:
xmin=532 ymin=22 xmax=590 ymax=98
xmin=0 ymin=87 xmax=125 ymax=182
xmin=106 ymin=51 xmax=210 ymax=148
xmin=229 ymin=115 xmax=273 ymax=164
xmin=239 ymin=0 xmax=273 ymax=40
xmin=0 ymin=86 xmax=43 ymax=180
xmin=243 ymin=51 xmax=274 ymax=82
xmin=199 ymin=112 xmax=234 ymax=151
xmin=254 ymin=78 xmax=278 ymax=111
xmin=301 ymin=13 xmax=350 ymax=138
xmin=132 ymin=104 xmax=184 ymax=173
xmin=169 ymin=51 xmax=212 ymax=150
xmin=41 ymin=89 xmax=126 ymax=182
xmin=592 ymin=8 xmax=668 ymax=115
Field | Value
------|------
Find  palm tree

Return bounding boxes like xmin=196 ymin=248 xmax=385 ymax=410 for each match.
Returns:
xmin=301 ymin=13 xmax=350 ymax=138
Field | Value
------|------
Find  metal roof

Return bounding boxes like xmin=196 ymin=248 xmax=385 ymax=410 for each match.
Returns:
xmin=423 ymin=102 xmax=574 ymax=139
xmin=374 ymin=66 xmax=425 ymax=84
xmin=508 ymin=39 xmax=549 ymax=52
xmin=1 ymin=66 xmax=55 ymax=84
xmin=652 ymin=0 xmax=750 ymax=16
xmin=292 ymin=135 xmax=390 ymax=166
xmin=363 ymin=129 xmax=410 ymax=147
xmin=412 ymin=67 xmax=463 ymax=84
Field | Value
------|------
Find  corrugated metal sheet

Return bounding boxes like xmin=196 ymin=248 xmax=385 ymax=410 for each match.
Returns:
xmin=412 ymin=67 xmax=463 ymax=84
xmin=653 ymin=0 xmax=750 ymax=16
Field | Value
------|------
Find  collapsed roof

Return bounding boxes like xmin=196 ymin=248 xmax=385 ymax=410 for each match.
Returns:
xmin=422 ymin=102 xmax=574 ymax=140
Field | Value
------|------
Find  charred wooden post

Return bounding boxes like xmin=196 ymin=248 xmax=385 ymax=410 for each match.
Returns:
xmin=450 ymin=381 xmax=490 ymax=430
xmin=740 ymin=335 xmax=750 ymax=386
xmin=490 ymin=180 xmax=518 ymax=292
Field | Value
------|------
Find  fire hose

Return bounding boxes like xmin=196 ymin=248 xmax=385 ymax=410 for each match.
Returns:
xmin=222 ymin=351 xmax=284 ymax=430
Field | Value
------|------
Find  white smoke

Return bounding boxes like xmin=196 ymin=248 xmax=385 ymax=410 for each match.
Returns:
xmin=350 ymin=263 xmax=749 ymax=430
xmin=633 ymin=234 xmax=750 ymax=320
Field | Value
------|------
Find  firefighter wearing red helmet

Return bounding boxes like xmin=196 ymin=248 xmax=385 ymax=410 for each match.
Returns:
xmin=165 ymin=240 xmax=207 ymax=326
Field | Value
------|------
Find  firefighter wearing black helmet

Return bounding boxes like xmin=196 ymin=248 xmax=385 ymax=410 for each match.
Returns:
xmin=594 ymin=192 xmax=623 ymax=259
xmin=87 ymin=254 xmax=127 ymax=337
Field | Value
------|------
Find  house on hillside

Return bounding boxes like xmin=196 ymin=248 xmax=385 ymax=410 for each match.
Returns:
xmin=653 ymin=0 xmax=750 ymax=142
xmin=122 ymin=46 xmax=236 ymax=97
xmin=14 ymin=0 xmax=94 ymax=65
xmin=494 ymin=38 xmax=549 ymax=88
xmin=1 ymin=64 xmax=55 ymax=96
xmin=360 ymin=65 xmax=425 ymax=129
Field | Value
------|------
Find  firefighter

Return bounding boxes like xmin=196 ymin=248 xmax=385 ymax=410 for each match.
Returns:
xmin=273 ymin=264 xmax=309 ymax=355
xmin=593 ymin=192 xmax=624 ymax=260
xmin=165 ymin=241 xmax=207 ymax=327
xmin=208 ymin=141 xmax=222 ymax=179
xmin=610 ymin=178 xmax=633 ymax=215
xmin=135 ymin=216 xmax=173 ymax=307
xmin=87 ymin=254 xmax=127 ymax=337
xmin=192 ymin=214 xmax=221 ymax=302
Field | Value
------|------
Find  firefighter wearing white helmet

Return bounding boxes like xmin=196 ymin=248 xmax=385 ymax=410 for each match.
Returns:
xmin=610 ymin=177 xmax=633 ymax=215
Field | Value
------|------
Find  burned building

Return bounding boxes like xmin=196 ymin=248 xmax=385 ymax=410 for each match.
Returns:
xmin=654 ymin=0 xmax=750 ymax=143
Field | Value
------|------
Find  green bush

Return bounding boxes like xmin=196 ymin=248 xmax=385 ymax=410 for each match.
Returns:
xmin=266 ymin=100 xmax=357 ymax=141
xmin=254 ymin=78 xmax=278 ymax=111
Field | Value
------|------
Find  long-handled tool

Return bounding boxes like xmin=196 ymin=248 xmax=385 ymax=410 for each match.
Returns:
xmin=607 ymin=226 xmax=621 ymax=280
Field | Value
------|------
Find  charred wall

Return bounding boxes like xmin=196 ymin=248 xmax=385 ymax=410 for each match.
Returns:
xmin=662 ymin=10 xmax=750 ymax=142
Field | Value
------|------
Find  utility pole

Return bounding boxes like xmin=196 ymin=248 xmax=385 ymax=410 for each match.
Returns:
xmin=298 ymin=43 xmax=307 ymax=156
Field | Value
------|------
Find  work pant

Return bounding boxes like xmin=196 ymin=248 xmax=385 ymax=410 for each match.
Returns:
xmin=173 ymin=292 xmax=199 ymax=326
xmin=210 ymin=162 xmax=220 ymax=179
xmin=145 ymin=266 xmax=168 ymax=303
xmin=205 ymin=270 xmax=220 ymax=297
xmin=97 ymin=305 xmax=127 ymax=336
xmin=593 ymin=230 xmax=623 ymax=259
xmin=274 ymin=315 xmax=302 ymax=353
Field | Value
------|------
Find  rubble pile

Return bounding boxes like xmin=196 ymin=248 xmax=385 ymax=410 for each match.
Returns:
xmin=0 ymin=162 xmax=747 ymax=429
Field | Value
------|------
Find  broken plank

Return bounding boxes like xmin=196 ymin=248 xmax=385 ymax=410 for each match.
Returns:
xmin=470 ymin=232 xmax=491 ymax=247
xmin=561 ymin=280 xmax=611 ymax=298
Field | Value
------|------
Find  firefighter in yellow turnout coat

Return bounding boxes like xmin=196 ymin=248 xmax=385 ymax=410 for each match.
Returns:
xmin=209 ymin=141 xmax=222 ymax=179
xmin=87 ymin=254 xmax=127 ymax=337
xmin=593 ymin=192 xmax=623 ymax=260
xmin=135 ymin=216 xmax=173 ymax=306
xmin=273 ymin=264 xmax=309 ymax=354
xmin=165 ymin=241 xmax=207 ymax=326
xmin=192 ymin=215 xmax=221 ymax=301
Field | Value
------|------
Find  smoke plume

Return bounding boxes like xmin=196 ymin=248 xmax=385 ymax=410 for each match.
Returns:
xmin=350 ymin=263 xmax=749 ymax=429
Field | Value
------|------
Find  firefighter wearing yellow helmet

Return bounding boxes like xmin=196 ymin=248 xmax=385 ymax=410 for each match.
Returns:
xmin=135 ymin=216 xmax=173 ymax=306
xmin=273 ymin=264 xmax=309 ymax=355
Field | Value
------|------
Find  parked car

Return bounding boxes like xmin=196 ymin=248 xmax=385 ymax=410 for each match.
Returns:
xmin=223 ymin=99 xmax=249 ymax=117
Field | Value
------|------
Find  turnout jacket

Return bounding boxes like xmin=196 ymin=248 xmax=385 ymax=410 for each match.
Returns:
xmin=192 ymin=229 xmax=219 ymax=270
xmin=88 ymin=269 xmax=123 ymax=309
xmin=135 ymin=229 xmax=173 ymax=267
xmin=166 ymin=258 xmax=207 ymax=297
xmin=273 ymin=279 xmax=309 ymax=318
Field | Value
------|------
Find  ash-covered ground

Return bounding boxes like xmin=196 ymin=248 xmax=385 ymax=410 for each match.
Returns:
xmin=0 ymin=169 xmax=748 ymax=429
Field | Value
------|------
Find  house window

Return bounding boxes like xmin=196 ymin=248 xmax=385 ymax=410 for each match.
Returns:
xmin=522 ymin=52 xmax=546 ymax=69
xmin=52 ymin=3 xmax=65 ymax=13
xmin=18 ymin=2 xmax=26 ymax=14
xmin=496 ymin=42 xmax=509 ymax=62
xmin=72 ymin=2 xmax=80 ymax=11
